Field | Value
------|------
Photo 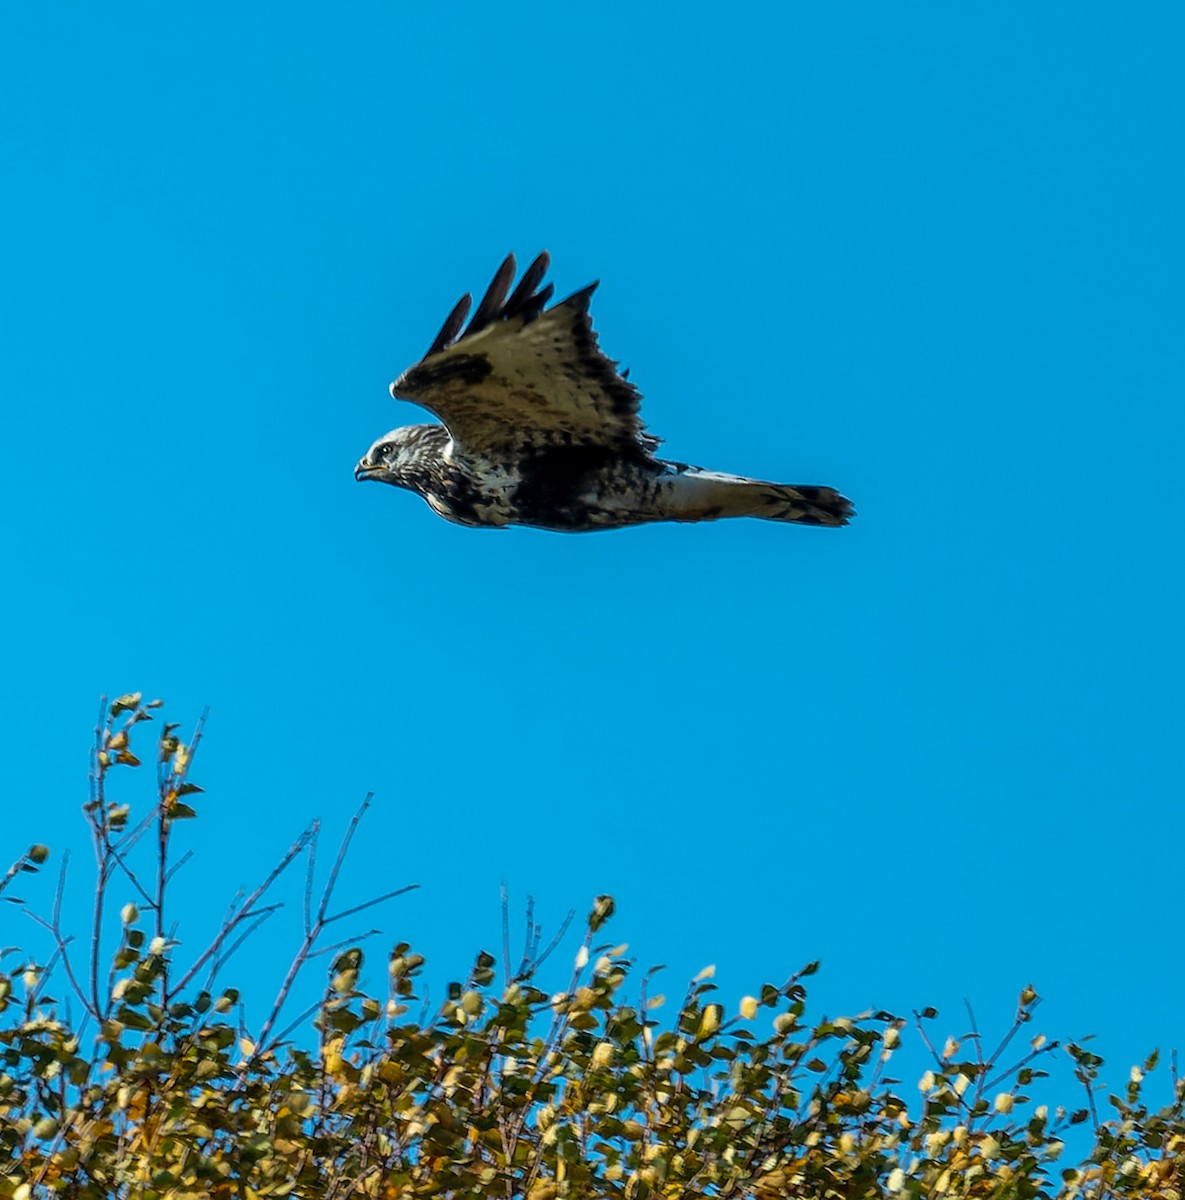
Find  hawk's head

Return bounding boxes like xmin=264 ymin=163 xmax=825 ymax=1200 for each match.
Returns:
xmin=354 ymin=424 xmax=449 ymax=490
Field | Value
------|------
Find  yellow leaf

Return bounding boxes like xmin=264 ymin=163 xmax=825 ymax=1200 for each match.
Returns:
xmin=697 ymin=1004 xmax=721 ymax=1038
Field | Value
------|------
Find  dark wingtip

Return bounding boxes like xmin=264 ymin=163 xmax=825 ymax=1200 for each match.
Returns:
xmin=561 ymin=281 xmax=599 ymax=311
xmin=466 ymin=254 xmax=518 ymax=338
xmin=418 ymin=252 xmax=565 ymax=363
xmin=424 ymin=292 xmax=473 ymax=358
xmin=525 ymin=249 xmax=551 ymax=281
xmin=504 ymin=251 xmax=552 ymax=321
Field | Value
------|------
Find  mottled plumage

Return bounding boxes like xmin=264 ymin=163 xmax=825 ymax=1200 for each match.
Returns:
xmin=355 ymin=253 xmax=854 ymax=533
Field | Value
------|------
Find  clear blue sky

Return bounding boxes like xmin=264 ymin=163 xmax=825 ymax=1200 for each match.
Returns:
xmin=3 ymin=2 xmax=1182 ymax=1124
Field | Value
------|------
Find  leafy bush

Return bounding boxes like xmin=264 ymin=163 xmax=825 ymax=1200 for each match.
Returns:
xmin=1 ymin=696 xmax=1181 ymax=1198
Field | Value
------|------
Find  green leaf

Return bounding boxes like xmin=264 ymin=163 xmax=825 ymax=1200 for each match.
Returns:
xmin=116 ymin=1007 xmax=154 ymax=1031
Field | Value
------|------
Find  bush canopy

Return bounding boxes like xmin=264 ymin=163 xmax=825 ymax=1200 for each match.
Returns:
xmin=0 ymin=695 xmax=1181 ymax=1198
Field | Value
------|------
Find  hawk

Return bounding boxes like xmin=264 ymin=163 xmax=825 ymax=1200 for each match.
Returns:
xmin=355 ymin=253 xmax=854 ymax=533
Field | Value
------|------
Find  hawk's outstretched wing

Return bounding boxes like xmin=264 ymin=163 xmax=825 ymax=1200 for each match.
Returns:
xmin=390 ymin=253 xmax=660 ymax=459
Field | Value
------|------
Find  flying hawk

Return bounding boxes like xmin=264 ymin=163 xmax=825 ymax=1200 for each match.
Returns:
xmin=355 ymin=253 xmax=854 ymax=533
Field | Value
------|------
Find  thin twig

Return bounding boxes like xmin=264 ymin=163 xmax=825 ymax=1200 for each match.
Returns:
xmin=308 ymin=929 xmax=384 ymax=959
xmin=501 ymin=882 xmax=512 ymax=988
xmin=269 ymin=998 xmax=328 ymax=1049
xmin=0 ymin=851 xmax=32 ymax=899
xmin=316 ymin=795 xmax=373 ymax=927
xmin=204 ymin=906 xmax=284 ymax=991
xmin=164 ymin=849 xmax=194 ymax=884
xmin=964 ymin=998 xmax=982 ymax=1056
xmin=156 ymin=777 xmax=170 ymax=1007
xmin=88 ymin=838 xmax=111 ymax=1019
xmin=111 ymin=807 xmax=156 ymax=856
xmin=530 ymin=908 xmax=575 ymax=974
xmin=515 ymin=895 xmax=537 ymax=980
xmin=323 ymin=885 xmax=419 ymax=927
xmin=984 ymin=995 xmax=1042 ymax=1075
xmin=982 ymin=1040 xmax=1059 ymax=1093
xmin=167 ymin=823 xmax=315 ymax=1001
xmin=23 ymin=911 xmax=89 ymax=1014
xmin=913 ymin=1009 xmax=944 ymax=1067
xmin=254 ymin=797 xmax=407 ymax=1057
xmin=101 ymin=839 xmax=156 ymax=910
xmin=303 ymin=823 xmax=318 ymax=937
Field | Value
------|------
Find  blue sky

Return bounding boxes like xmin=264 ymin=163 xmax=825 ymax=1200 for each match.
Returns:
xmin=3 ymin=2 xmax=1182 ymax=1126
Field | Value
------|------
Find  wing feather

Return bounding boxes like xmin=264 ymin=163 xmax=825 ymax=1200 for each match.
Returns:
xmin=391 ymin=254 xmax=659 ymax=459
xmin=503 ymin=251 xmax=553 ymax=319
xmin=423 ymin=293 xmax=472 ymax=358
xmin=466 ymin=254 xmax=518 ymax=337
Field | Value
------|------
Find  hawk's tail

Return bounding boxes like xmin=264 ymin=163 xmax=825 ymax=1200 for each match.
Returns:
xmin=752 ymin=481 xmax=854 ymax=526
xmin=665 ymin=470 xmax=855 ymax=527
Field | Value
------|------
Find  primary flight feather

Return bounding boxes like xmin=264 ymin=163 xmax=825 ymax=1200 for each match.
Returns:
xmin=355 ymin=253 xmax=854 ymax=533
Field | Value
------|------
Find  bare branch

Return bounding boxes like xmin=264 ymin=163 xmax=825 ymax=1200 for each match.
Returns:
xmin=269 ymin=999 xmax=327 ymax=1049
xmin=23 ymin=911 xmax=90 ymax=1016
xmin=317 ymin=795 xmax=373 ymax=927
xmin=515 ymin=895 xmax=538 ymax=980
xmin=167 ymin=823 xmax=315 ymax=1001
xmin=985 ymin=993 xmax=1042 ymax=1075
xmin=531 ymin=908 xmax=575 ymax=975
xmin=323 ymin=884 xmax=419 ymax=927
xmin=111 ymin=808 xmax=156 ymax=857
xmin=913 ymin=1009 xmax=945 ymax=1069
xmin=303 ymin=822 xmax=319 ymax=937
xmin=254 ymin=797 xmax=409 ymax=1058
xmin=164 ymin=849 xmax=194 ymax=884
xmin=204 ymin=905 xmax=284 ymax=991
xmin=501 ymin=882 xmax=512 ymax=988
xmin=308 ymin=929 xmax=383 ymax=959
xmin=0 ymin=849 xmax=37 ymax=899
xmin=102 ymin=839 xmax=155 ymax=910
xmin=982 ymin=1040 xmax=1060 ymax=1093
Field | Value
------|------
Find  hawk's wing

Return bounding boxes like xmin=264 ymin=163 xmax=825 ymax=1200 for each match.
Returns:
xmin=390 ymin=253 xmax=660 ymax=459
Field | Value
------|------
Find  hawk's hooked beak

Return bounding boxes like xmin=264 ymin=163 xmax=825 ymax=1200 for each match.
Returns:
xmin=354 ymin=460 xmax=381 ymax=481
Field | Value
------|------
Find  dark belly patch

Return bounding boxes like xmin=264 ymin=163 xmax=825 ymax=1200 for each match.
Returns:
xmin=511 ymin=445 xmax=623 ymax=531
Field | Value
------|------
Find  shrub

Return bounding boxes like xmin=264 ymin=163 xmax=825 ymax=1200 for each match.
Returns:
xmin=1 ymin=696 xmax=1181 ymax=1198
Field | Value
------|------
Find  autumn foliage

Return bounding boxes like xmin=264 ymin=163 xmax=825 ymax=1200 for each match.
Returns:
xmin=0 ymin=696 xmax=1181 ymax=1198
